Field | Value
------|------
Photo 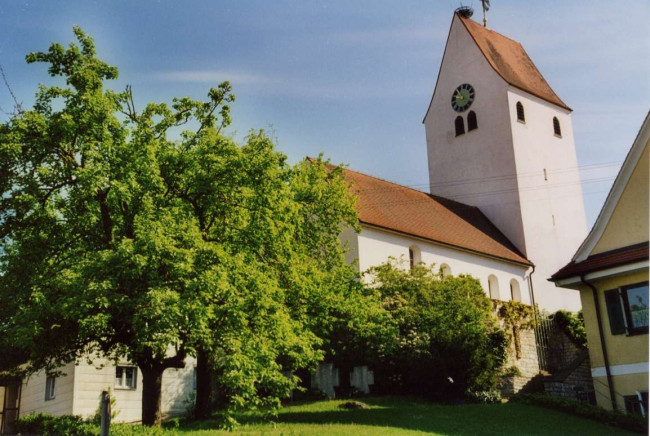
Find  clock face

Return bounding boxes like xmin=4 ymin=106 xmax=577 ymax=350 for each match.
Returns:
xmin=451 ymin=83 xmax=475 ymax=112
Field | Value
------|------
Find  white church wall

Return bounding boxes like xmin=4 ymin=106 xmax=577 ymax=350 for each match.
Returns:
xmin=355 ymin=225 xmax=531 ymax=304
xmin=424 ymin=14 xmax=526 ymax=253
xmin=507 ymin=88 xmax=586 ymax=312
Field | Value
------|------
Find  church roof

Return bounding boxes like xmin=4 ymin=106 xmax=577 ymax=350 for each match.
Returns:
xmin=343 ymin=167 xmax=531 ymax=266
xmin=459 ymin=15 xmax=571 ymax=111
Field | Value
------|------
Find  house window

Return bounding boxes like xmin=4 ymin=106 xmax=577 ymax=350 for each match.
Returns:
xmin=553 ymin=117 xmax=562 ymax=137
xmin=45 ymin=375 xmax=56 ymax=401
xmin=115 ymin=366 xmax=137 ymax=389
xmin=604 ymin=282 xmax=649 ymax=336
xmin=455 ymin=116 xmax=465 ymax=136
xmin=467 ymin=111 xmax=477 ymax=131
xmin=516 ymin=102 xmax=525 ymax=122
xmin=624 ymin=392 xmax=648 ymax=417
xmin=488 ymin=275 xmax=499 ymax=300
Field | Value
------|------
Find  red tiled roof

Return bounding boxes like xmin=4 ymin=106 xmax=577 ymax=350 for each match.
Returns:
xmin=551 ymin=242 xmax=649 ymax=281
xmin=459 ymin=15 xmax=571 ymax=111
xmin=343 ymin=168 xmax=531 ymax=265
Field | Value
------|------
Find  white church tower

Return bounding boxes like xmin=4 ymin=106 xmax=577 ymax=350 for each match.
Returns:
xmin=424 ymin=9 xmax=587 ymax=312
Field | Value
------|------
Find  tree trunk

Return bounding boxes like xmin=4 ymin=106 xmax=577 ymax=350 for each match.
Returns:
xmin=140 ymin=365 xmax=164 ymax=427
xmin=194 ymin=348 xmax=213 ymax=420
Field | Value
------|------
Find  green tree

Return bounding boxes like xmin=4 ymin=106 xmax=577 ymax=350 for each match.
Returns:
xmin=0 ymin=28 xmax=359 ymax=427
xmin=366 ymin=259 xmax=507 ymax=401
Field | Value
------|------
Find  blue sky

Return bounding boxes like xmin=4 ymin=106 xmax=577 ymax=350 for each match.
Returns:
xmin=1 ymin=1 xmax=648 ymax=228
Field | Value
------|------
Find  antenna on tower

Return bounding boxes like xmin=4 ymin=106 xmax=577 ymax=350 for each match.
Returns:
xmin=481 ymin=0 xmax=490 ymax=27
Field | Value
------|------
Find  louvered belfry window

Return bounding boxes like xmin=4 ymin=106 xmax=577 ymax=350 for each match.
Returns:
xmin=468 ymin=111 xmax=478 ymax=131
xmin=455 ymin=116 xmax=465 ymax=136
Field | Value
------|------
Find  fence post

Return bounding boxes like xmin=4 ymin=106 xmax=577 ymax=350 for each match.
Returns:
xmin=100 ymin=390 xmax=111 ymax=436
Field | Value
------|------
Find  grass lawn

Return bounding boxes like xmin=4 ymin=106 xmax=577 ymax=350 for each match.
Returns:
xmin=168 ymin=396 xmax=639 ymax=435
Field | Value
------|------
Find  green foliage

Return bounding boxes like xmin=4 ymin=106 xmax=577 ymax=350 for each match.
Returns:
xmin=514 ymin=393 xmax=647 ymax=434
xmin=13 ymin=413 xmax=96 ymax=436
xmin=365 ymin=259 xmax=507 ymax=400
xmin=498 ymin=300 xmax=535 ymax=359
xmin=0 ymin=27 xmax=361 ymax=427
xmin=554 ymin=310 xmax=588 ymax=348
xmin=91 ymin=387 xmax=119 ymax=425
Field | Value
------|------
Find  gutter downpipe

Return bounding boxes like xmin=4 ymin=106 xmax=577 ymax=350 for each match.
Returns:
xmin=527 ymin=265 xmax=543 ymax=371
xmin=581 ymin=274 xmax=617 ymax=411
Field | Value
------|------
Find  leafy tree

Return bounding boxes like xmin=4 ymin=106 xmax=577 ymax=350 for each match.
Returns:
xmin=0 ymin=27 xmax=359 ymax=427
xmin=366 ymin=259 xmax=507 ymax=401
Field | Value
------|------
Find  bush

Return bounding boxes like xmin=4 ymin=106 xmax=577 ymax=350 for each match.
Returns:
xmin=13 ymin=413 xmax=96 ymax=436
xmin=554 ymin=310 xmax=587 ymax=348
xmin=366 ymin=260 xmax=507 ymax=401
xmin=513 ymin=393 xmax=647 ymax=434
xmin=465 ymin=389 xmax=502 ymax=404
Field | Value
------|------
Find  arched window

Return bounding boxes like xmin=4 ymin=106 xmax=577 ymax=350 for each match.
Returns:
xmin=516 ymin=102 xmax=525 ymax=122
xmin=510 ymin=279 xmax=522 ymax=302
xmin=488 ymin=275 xmax=499 ymax=300
xmin=440 ymin=264 xmax=451 ymax=277
xmin=455 ymin=116 xmax=465 ymax=136
xmin=553 ymin=117 xmax=562 ymax=137
xmin=409 ymin=245 xmax=421 ymax=270
xmin=467 ymin=111 xmax=477 ymax=131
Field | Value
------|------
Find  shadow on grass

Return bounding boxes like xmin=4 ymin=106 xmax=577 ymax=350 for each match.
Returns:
xmin=272 ymin=397 xmax=635 ymax=436
xmin=179 ymin=397 xmax=635 ymax=435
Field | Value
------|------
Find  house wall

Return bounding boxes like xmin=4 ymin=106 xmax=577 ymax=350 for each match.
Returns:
xmin=355 ymin=225 xmax=531 ymax=304
xmin=72 ymin=357 xmax=196 ymax=422
xmin=577 ymin=270 xmax=649 ymax=411
xmin=20 ymin=362 xmax=75 ymax=418
xmin=592 ymin=143 xmax=649 ymax=255
xmin=507 ymin=88 xmax=586 ymax=313
xmin=72 ymin=359 xmax=143 ymax=423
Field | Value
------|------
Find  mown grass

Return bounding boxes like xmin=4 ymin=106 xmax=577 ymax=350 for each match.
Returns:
xmin=170 ymin=396 xmax=640 ymax=435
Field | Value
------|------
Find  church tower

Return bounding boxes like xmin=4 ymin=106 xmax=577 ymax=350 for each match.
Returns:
xmin=424 ymin=10 xmax=587 ymax=312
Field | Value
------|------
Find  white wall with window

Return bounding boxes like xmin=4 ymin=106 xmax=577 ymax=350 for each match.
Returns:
xmin=19 ymin=362 xmax=75 ymax=417
xmin=354 ymin=225 xmax=531 ymax=303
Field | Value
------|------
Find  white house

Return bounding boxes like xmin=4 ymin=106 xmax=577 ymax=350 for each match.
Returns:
xmin=16 ymin=357 xmax=196 ymax=424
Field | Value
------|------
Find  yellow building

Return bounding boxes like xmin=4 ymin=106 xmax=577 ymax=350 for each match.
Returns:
xmin=551 ymin=112 xmax=649 ymax=414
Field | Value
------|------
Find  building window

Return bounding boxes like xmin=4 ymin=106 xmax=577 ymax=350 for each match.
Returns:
xmin=45 ymin=375 xmax=56 ymax=401
xmin=467 ymin=111 xmax=478 ymax=131
xmin=624 ymin=392 xmax=648 ymax=417
xmin=115 ymin=366 xmax=137 ymax=389
xmin=605 ymin=282 xmax=649 ymax=336
xmin=510 ymin=279 xmax=522 ymax=302
xmin=553 ymin=117 xmax=562 ymax=137
xmin=409 ymin=245 xmax=421 ymax=270
xmin=488 ymin=275 xmax=499 ymax=300
xmin=455 ymin=116 xmax=465 ymax=136
xmin=516 ymin=102 xmax=525 ymax=122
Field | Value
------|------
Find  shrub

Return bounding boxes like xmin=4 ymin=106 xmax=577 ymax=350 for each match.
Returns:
xmin=13 ymin=413 xmax=96 ymax=436
xmin=366 ymin=260 xmax=507 ymax=401
xmin=513 ymin=393 xmax=647 ymax=434
xmin=554 ymin=310 xmax=587 ymax=348
xmin=465 ymin=389 xmax=502 ymax=404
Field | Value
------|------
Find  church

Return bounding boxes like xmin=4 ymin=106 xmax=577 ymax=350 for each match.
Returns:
xmin=2 ymin=8 xmax=593 ymax=429
xmin=344 ymin=7 xmax=587 ymax=314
